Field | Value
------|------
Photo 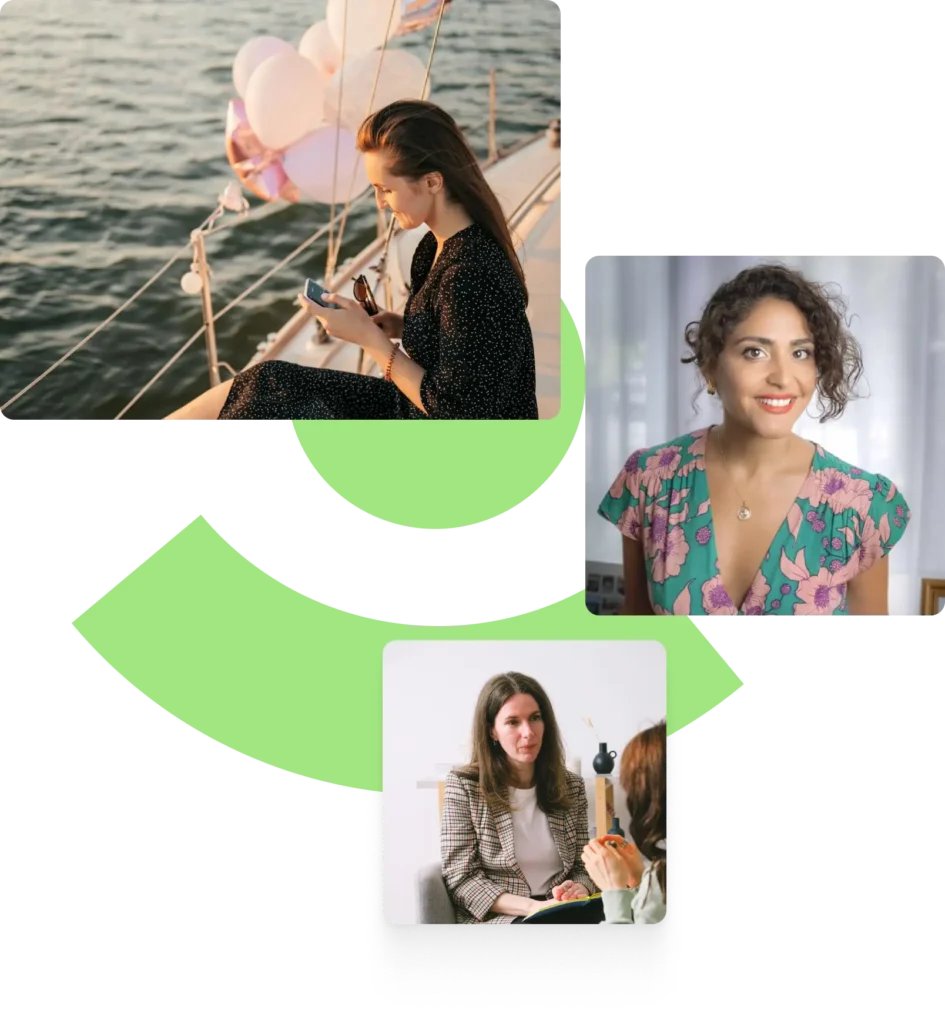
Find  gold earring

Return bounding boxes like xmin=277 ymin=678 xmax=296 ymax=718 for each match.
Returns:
xmin=706 ymin=383 xmax=716 ymax=396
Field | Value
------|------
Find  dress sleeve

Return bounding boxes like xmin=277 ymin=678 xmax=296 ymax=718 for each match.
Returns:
xmin=857 ymin=474 xmax=911 ymax=572
xmin=419 ymin=261 xmax=526 ymax=419
xmin=440 ymin=772 xmax=505 ymax=921
xmin=597 ymin=450 xmax=646 ymax=542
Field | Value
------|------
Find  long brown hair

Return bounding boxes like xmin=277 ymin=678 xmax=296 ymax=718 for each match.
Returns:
xmin=456 ymin=671 xmax=570 ymax=815
xmin=357 ymin=99 xmax=527 ymax=302
xmin=619 ymin=720 xmax=667 ymax=900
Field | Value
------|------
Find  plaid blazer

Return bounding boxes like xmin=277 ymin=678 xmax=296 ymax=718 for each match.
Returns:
xmin=440 ymin=769 xmax=596 ymax=924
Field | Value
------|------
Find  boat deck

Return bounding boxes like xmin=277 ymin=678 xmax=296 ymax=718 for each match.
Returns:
xmin=253 ymin=132 xmax=561 ymax=418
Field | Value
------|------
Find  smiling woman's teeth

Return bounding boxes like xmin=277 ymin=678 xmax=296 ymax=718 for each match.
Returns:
xmin=759 ymin=398 xmax=792 ymax=407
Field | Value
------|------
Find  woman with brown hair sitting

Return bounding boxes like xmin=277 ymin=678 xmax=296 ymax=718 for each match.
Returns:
xmin=581 ymin=720 xmax=666 ymax=923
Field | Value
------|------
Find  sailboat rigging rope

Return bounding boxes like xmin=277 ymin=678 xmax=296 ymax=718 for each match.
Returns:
xmin=326 ymin=1 xmax=347 ymax=276
xmin=327 ymin=0 xmax=449 ymax=282
xmin=4 ymin=2 xmax=453 ymax=416
xmin=325 ymin=0 xmax=400 ymax=282
xmin=113 ymin=191 xmax=375 ymax=419
xmin=0 ymin=220 xmax=214 ymax=414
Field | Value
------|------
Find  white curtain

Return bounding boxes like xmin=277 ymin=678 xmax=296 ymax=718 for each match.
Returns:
xmin=585 ymin=256 xmax=945 ymax=614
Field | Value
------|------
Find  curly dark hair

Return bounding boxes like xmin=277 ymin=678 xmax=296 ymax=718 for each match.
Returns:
xmin=620 ymin=720 xmax=666 ymax=903
xmin=681 ymin=263 xmax=864 ymax=422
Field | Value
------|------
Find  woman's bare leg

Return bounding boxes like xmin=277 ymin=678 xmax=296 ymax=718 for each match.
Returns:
xmin=164 ymin=379 xmax=235 ymax=420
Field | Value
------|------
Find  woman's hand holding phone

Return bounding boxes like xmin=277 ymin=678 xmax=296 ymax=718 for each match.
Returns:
xmin=297 ymin=289 xmax=391 ymax=359
xmin=371 ymin=310 xmax=405 ymax=340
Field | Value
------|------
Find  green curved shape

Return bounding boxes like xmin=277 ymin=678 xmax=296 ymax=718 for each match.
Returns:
xmin=73 ymin=518 xmax=742 ymax=790
xmin=292 ymin=301 xmax=584 ymax=528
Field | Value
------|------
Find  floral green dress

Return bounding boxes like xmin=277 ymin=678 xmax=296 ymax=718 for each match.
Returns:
xmin=598 ymin=427 xmax=910 ymax=615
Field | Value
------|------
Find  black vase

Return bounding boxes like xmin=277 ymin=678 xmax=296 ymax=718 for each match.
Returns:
xmin=592 ymin=742 xmax=617 ymax=775
xmin=609 ymin=816 xmax=625 ymax=838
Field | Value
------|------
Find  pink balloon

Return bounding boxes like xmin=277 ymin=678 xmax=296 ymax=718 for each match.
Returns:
xmin=283 ymin=126 xmax=370 ymax=205
xmin=225 ymin=98 xmax=300 ymax=204
xmin=299 ymin=21 xmax=340 ymax=77
xmin=232 ymin=36 xmax=294 ymax=99
xmin=245 ymin=51 xmax=326 ymax=151
xmin=327 ymin=0 xmax=404 ymax=57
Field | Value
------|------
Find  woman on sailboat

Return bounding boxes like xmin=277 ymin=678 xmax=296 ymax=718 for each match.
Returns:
xmin=167 ymin=100 xmax=538 ymax=420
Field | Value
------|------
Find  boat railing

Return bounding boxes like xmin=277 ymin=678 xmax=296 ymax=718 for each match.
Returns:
xmin=2 ymin=97 xmax=553 ymax=419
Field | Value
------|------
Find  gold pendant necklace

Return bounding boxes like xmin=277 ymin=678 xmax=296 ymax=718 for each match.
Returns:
xmin=715 ymin=428 xmax=752 ymax=522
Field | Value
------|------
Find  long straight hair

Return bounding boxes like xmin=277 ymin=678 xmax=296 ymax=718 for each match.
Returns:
xmin=456 ymin=671 xmax=570 ymax=815
xmin=619 ymin=720 xmax=667 ymax=901
xmin=357 ymin=99 xmax=528 ymax=302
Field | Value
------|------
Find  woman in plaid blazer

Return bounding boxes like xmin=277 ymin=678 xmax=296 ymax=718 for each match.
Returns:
xmin=440 ymin=672 xmax=597 ymax=924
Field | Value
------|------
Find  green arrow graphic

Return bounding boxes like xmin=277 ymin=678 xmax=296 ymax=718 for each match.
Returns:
xmin=73 ymin=517 xmax=742 ymax=789
xmin=292 ymin=302 xmax=584 ymax=528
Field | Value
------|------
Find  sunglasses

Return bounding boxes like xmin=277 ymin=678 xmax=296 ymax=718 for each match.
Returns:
xmin=352 ymin=274 xmax=379 ymax=317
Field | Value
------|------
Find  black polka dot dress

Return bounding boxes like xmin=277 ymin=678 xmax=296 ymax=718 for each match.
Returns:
xmin=218 ymin=222 xmax=538 ymax=420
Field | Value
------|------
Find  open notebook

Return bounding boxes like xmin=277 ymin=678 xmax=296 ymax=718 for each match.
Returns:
xmin=524 ymin=897 xmax=606 ymax=921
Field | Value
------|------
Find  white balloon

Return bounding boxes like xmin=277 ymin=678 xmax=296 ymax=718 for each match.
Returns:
xmin=232 ymin=36 xmax=294 ymax=99
xmin=181 ymin=271 xmax=203 ymax=295
xmin=283 ymin=126 xmax=370 ymax=204
xmin=299 ymin=20 xmax=341 ymax=77
xmin=324 ymin=49 xmax=429 ymax=134
xmin=326 ymin=0 xmax=404 ymax=57
xmin=245 ymin=52 xmax=326 ymax=151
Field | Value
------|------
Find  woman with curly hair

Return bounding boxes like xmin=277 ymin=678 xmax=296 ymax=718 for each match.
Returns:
xmin=582 ymin=721 xmax=666 ymax=924
xmin=598 ymin=264 xmax=910 ymax=615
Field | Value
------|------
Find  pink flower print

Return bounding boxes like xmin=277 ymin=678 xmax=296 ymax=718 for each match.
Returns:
xmin=742 ymin=574 xmax=771 ymax=615
xmin=669 ymin=486 xmax=690 ymax=506
xmin=822 ymin=536 xmax=830 ymax=548
xmin=644 ymin=446 xmax=683 ymax=481
xmin=855 ymin=514 xmax=886 ymax=574
xmin=806 ymin=510 xmax=818 ymax=523
xmin=696 ymin=525 xmax=711 ymax=545
xmin=799 ymin=468 xmax=872 ymax=518
xmin=811 ymin=518 xmax=826 ymax=533
xmin=701 ymin=576 xmax=737 ymax=614
xmin=894 ymin=517 xmax=902 ymax=528
xmin=788 ymin=502 xmax=803 ymax=539
xmin=829 ymin=559 xmax=843 ymax=572
xmin=895 ymin=504 xmax=905 ymax=518
xmin=780 ymin=546 xmax=855 ymax=615
xmin=780 ymin=584 xmax=791 ymax=595
xmin=850 ymin=467 xmax=863 ymax=476
xmin=697 ymin=499 xmax=711 ymax=517
xmin=820 ymin=555 xmax=827 ymax=566
xmin=653 ymin=580 xmax=693 ymax=616
xmin=609 ymin=450 xmax=644 ymax=500
xmin=795 ymin=569 xmax=846 ymax=615
xmin=687 ymin=430 xmax=708 ymax=457
xmin=644 ymin=507 xmax=668 ymax=559
xmin=651 ymin=526 xmax=690 ymax=583
xmin=771 ymin=599 xmax=781 ymax=610
xmin=831 ymin=537 xmax=842 ymax=551
xmin=616 ymin=505 xmax=641 ymax=541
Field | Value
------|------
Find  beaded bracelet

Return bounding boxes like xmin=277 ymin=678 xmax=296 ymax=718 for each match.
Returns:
xmin=384 ymin=345 xmax=397 ymax=382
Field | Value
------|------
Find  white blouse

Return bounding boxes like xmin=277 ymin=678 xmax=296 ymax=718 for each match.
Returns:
xmin=508 ymin=786 xmax=564 ymax=895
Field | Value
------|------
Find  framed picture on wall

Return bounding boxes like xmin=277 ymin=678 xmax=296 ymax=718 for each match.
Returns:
xmin=920 ymin=579 xmax=945 ymax=616
xmin=586 ymin=560 xmax=624 ymax=616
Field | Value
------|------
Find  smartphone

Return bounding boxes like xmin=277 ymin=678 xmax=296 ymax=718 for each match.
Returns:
xmin=304 ymin=278 xmax=341 ymax=309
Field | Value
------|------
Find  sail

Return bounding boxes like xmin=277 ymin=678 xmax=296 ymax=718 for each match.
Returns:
xmin=396 ymin=0 xmax=452 ymax=36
